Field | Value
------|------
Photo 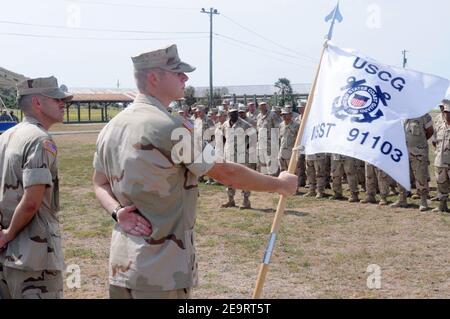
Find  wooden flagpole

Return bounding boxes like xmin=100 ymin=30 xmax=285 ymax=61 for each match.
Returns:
xmin=252 ymin=40 xmax=329 ymax=299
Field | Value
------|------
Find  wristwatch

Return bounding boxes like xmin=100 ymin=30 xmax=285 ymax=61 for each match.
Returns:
xmin=111 ymin=204 xmax=123 ymax=222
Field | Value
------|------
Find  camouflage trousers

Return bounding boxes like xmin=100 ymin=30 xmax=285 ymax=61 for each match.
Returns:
xmin=356 ymin=159 xmax=366 ymax=190
xmin=365 ymin=164 xmax=390 ymax=197
xmin=227 ymin=188 xmax=250 ymax=201
xmin=306 ymin=158 xmax=326 ymax=193
xmin=0 ymin=265 xmax=63 ymax=299
xmin=324 ymin=154 xmax=331 ymax=185
xmin=331 ymin=157 xmax=358 ymax=194
xmin=109 ymin=284 xmax=191 ymax=299
xmin=408 ymin=153 xmax=430 ymax=196
xmin=435 ymin=166 xmax=450 ymax=200
xmin=297 ymin=154 xmax=306 ymax=186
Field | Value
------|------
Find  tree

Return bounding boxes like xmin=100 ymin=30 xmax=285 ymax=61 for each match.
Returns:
xmin=0 ymin=88 xmax=17 ymax=109
xmin=184 ymin=86 xmax=197 ymax=106
xmin=274 ymin=77 xmax=293 ymax=106
xmin=204 ymin=87 xmax=229 ymax=107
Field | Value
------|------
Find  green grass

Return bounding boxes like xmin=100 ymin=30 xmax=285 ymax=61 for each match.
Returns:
xmin=10 ymin=107 xmax=122 ymax=123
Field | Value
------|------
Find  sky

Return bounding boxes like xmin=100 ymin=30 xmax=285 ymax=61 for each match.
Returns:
xmin=0 ymin=0 xmax=449 ymax=96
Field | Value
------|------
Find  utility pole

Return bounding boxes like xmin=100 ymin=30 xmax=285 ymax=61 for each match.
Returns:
xmin=201 ymin=7 xmax=219 ymax=107
xmin=402 ymin=50 xmax=408 ymax=68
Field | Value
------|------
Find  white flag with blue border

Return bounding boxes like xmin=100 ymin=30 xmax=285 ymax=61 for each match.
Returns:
xmin=301 ymin=42 xmax=450 ymax=190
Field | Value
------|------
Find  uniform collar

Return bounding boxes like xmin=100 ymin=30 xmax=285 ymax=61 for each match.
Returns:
xmin=132 ymin=94 xmax=169 ymax=115
xmin=23 ymin=115 xmax=46 ymax=130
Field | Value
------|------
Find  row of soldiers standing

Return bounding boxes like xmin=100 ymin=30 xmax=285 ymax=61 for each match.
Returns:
xmin=177 ymin=98 xmax=450 ymax=213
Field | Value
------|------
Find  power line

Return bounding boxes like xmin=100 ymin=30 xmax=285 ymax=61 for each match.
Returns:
xmin=216 ymin=36 xmax=314 ymax=69
xmin=214 ymin=33 xmax=315 ymax=64
xmin=0 ymin=31 xmax=208 ymax=41
xmin=0 ymin=20 xmax=207 ymax=34
xmin=221 ymin=13 xmax=317 ymax=63
xmin=71 ymin=0 xmax=197 ymax=11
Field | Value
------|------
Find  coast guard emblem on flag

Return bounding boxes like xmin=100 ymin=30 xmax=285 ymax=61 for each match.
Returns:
xmin=332 ymin=76 xmax=391 ymax=123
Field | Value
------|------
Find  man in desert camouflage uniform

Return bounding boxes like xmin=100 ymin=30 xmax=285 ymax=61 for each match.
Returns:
xmin=92 ymin=44 xmax=298 ymax=299
xmin=239 ymin=103 xmax=256 ymax=127
xmin=390 ymin=113 xmax=433 ymax=211
xmin=246 ymin=101 xmax=258 ymax=127
xmin=360 ymin=164 xmax=390 ymax=205
xmin=271 ymin=105 xmax=283 ymax=126
xmin=257 ymin=102 xmax=280 ymax=175
xmin=355 ymin=160 xmax=366 ymax=192
xmin=0 ymin=76 xmax=72 ymax=299
xmin=278 ymin=107 xmax=300 ymax=192
xmin=294 ymin=102 xmax=307 ymax=187
xmin=194 ymin=105 xmax=215 ymax=183
xmin=432 ymin=100 xmax=450 ymax=213
xmin=330 ymin=154 xmax=359 ymax=202
xmin=220 ymin=106 xmax=257 ymax=209
xmin=304 ymin=153 xmax=327 ymax=198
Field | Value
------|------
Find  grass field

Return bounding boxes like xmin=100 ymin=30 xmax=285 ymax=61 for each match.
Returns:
xmin=52 ymin=124 xmax=449 ymax=299
xmin=10 ymin=107 xmax=122 ymax=123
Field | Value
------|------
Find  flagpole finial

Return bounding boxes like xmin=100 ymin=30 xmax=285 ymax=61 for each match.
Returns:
xmin=325 ymin=1 xmax=343 ymax=41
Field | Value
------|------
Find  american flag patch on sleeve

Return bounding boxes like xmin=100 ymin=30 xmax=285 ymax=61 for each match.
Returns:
xmin=182 ymin=119 xmax=194 ymax=133
xmin=43 ymin=140 xmax=58 ymax=156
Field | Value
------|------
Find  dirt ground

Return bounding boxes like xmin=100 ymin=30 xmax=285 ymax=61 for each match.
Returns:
xmin=50 ymin=126 xmax=449 ymax=299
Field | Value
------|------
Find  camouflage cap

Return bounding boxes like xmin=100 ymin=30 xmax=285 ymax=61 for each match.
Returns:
xmin=443 ymin=102 xmax=450 ymax=113
xmin=17 ymin=76 xmax=73 ymax=101
xmin=298 ymin=99 xmax=307 ymax=107
xmin=228 ymin=104 xmax=238 ymax=113
xmin=195 ymin=105 xmax=206 ymax=113
xmin=271 ymin=106 xmax=281 ymax=112
xmin=281 ymin=107 xmax=292 ymax=115
xmin=217 ymin=109 xmax=227 ymax=116
xmin=131 ymin=44 xmax=195 ymax=73
xmin=208 ymin=108 xmax=218 ymax=115
xmin=259 ymin=101 xmax=268 ymax=107
xmin=238 ymin=103 xmax=247 ymax=113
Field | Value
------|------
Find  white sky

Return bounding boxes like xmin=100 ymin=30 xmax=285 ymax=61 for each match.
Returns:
xmin=0 ymin=0 xmax=449 ymax=96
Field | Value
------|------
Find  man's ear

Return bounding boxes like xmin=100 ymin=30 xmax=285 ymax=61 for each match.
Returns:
xmin=31 ymin=95 xmax=44 ymax=112
xmin=147 ymin=70 xmax=159 ymax=87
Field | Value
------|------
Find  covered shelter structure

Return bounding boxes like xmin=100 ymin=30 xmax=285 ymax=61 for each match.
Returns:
xmin=65 ymin=89 xmax=138 ymax=123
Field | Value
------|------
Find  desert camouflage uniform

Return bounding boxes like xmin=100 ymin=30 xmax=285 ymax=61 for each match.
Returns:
xmin=222 ymin=118 xmax=257 ymax=208
xmin=355 ymin=159 xmax=366 ymax=191
xmin=257 ymin=111 xmax=280 ymax=175
xmin=295 ymin=114 xmax=306 ymax=186
xmin=433 ymin=113 xmax=450 ymax=212
xmin=194 ymin=116 xmax=215 ymax=183
xmin=278 ymin=119 xmax=300 ymax=171
xmin=194 ymin=116 xmax=215 ymax=143
xmin=362 ymin=163 xmax=390 ymax=205
xmin=0 ymin=116 xmax=64 ymax=299
xmin=330 ymin=154 xmax=359 ymax=202
xmin=392 ymin=114 xmax=433 ymax=209
xmin=305 ymin=154 xmax=327 ymax=197
xmin=246 ymin=111 xmax=258 ymax=128
xmin=93 ymin=94 xmax=215 ymax=296
xmin=324 ymin=154 xmax=332 ymax=188
xmin=291 ymin=111 xmax=301 ymax=123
